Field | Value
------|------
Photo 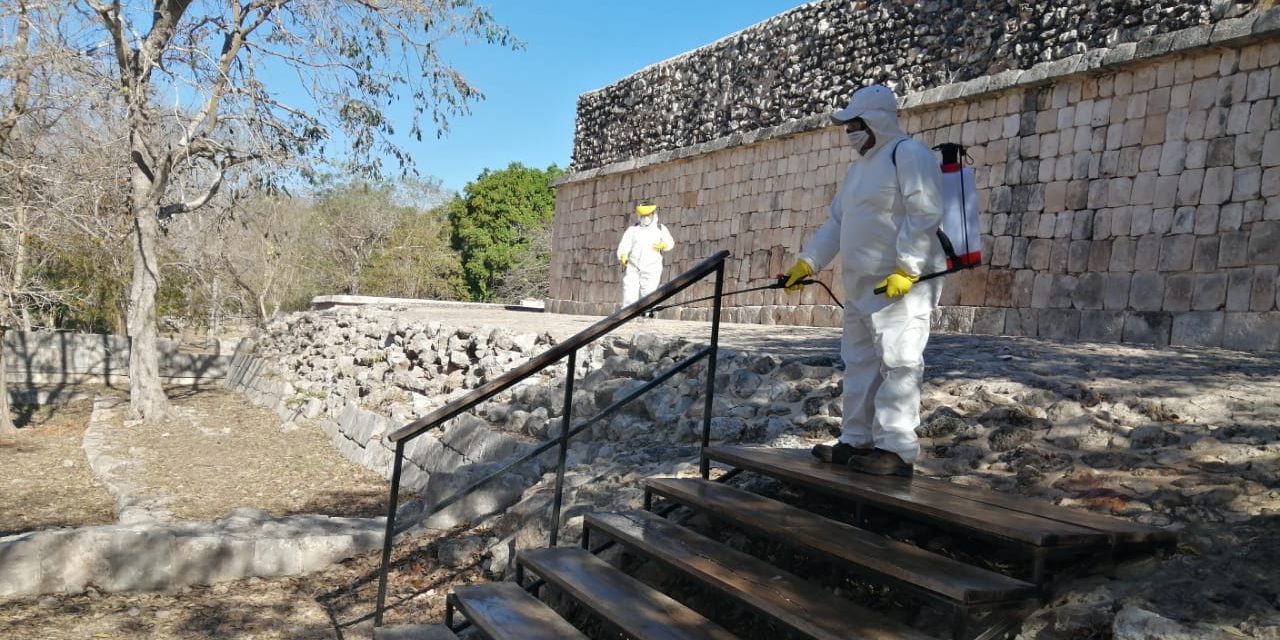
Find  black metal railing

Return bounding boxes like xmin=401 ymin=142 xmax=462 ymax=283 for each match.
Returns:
xmin=373 ymin=250 xmax=729 ymax=626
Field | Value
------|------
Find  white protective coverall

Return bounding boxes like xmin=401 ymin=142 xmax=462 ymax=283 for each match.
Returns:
xmin=617 ymin=216 xmax=675 ymax=306
xmin=797 ymin=89 xmax=946 ymax=464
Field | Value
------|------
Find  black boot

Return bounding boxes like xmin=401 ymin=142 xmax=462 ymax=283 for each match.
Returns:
xmin=811 ymin=441 xmax=873 ymax=464
xmin=846 ymin=449 xmax=913 ymax=477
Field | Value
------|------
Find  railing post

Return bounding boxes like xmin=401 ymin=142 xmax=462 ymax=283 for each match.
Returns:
xmin=700 ymin=261 xmax=726 ymax=479
xmin=374 ymin=441 xmax=405 ymax=627
xmin=549 ymin=350 xmax=577 ymax=547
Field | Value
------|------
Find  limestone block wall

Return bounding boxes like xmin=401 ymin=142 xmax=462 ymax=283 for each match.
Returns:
xmin=573 ymin=0 xmax=1257 ymax=171
xmin=549 ymin=12 xmax=1280 ymax=351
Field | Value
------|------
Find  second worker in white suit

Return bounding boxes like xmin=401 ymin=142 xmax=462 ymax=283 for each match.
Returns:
xmin=783 ymin=84 xmax=946 ymax=477
xmin=617 ymin=203 xmax=674 ymax=307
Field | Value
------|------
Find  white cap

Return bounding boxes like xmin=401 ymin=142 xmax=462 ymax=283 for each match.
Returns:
xmin=831 ymin=84 xmax=898 ymax=123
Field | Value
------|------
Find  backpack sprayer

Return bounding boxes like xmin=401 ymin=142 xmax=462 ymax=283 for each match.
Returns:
xmin=873 ymin=142 xmax=983 ymax=294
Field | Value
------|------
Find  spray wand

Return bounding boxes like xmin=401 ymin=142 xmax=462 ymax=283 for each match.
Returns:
xmin=650 ymin=274 xmax=843 ymax=314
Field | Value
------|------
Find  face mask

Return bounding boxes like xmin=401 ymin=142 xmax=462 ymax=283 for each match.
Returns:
xmin=847 ymin=130 xmax=870 ymax=151
xmin=639 ymin=216 xmax=654 ymax=227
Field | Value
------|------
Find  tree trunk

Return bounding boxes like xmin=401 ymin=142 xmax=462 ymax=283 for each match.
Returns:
xmin=126 ymin=172 xmax=172 ymax=421
xmin=210 ymin=276 xmax=221 ymax=336
xmin=0 ymin=325 xmax=14 ymax=435
xmin=11 ymin=177 xmax=31 ymax=332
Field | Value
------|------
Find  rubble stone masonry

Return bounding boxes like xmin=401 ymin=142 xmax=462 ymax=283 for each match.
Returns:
xmin=549 ymin=5 xmax=1280 ymax=352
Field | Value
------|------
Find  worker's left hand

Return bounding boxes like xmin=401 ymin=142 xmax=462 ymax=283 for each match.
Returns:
xmin=653 ymin=242 xmax=669 ymax=252
xmin=876 ymin=268 xmax=919 ymax=299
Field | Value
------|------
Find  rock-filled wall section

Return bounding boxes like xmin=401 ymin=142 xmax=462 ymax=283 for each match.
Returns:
xmin=573 ymin=0 xmax=1257 ymax=171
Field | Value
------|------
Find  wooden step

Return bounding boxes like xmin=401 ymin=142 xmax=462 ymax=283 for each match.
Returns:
xmin=373 ymin=623 xmax=460 ymax=640
xmin=645 ymin=479 xmax=1035 ymax=605
xmin=704 ymin=446 xmax=1108 ymax=548
xmin=901 ymin=474 xmax=1176 ymax=546
xmin=586 ymin=509 xmax=937 ymax=640
xmin=518 ymin=547 xmax=739 ymax=640
xmin=450 ymin=582 xmax=588 ymax=640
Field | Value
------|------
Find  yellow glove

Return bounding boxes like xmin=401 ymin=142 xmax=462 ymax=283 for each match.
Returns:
xmin=783 ymin=260 xmax=813 ymax=293
xmin=653 ymin=241 xmax=669 ymax=252
xmin=876 ymin=268 xmax=919 ymax=298
xmin=618 ymin=253 xmax=628 ymax=266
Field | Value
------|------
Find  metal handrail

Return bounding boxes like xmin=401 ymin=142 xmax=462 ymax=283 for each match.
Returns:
xmin=373 ymin=250 xmax=729 ymax=626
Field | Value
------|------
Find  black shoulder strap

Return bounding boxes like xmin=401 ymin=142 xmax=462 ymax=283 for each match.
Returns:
xmin=888 ymin=138 xmax=906 ymax=189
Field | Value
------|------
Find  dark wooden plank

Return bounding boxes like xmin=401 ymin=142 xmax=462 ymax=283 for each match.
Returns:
xmin=518 ymin=547 xmax=739 ymax=640
xmin=904 ymin=475 xmax=1177 ymax=545
xmin=705 ymin=446 xmax=1103 ymax=547
xmin=451 ymin=582 xmax=588 ymax=640
xmin=374 ymin=624 xmax=460 ymax=640
xmin=644 ymin=480 xmax=1035 ymax=604
xmin=588 ymin=510 xmax=939 ymax=640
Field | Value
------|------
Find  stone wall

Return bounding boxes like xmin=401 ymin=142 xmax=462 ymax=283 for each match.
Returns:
xmin=573 ymin=0 xmax=1257 ymax=170
xmin=222 ymin=306 xmax=835 ymax=535
xmin=3 ymin=330 xmax=229 ymax=388
xmin=549 ymin=10 xmax=1280 ymax=351
xmin=222 ymin=314 xmax=560 ymax=531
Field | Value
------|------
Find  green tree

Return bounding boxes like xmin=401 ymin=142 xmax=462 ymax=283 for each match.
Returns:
xmin=448 ymin=162 xmax=564 ymax=301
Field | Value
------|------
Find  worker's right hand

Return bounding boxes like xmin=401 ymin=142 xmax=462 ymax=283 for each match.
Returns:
xmin=783 ymin=260 xmax=813 ymax=293
xmin=618 ymin=252 xmax=628 ymax=267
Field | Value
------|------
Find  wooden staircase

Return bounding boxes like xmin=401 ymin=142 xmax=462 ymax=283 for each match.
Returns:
xmin=391 ymin=445 xmax=1176 ymax=640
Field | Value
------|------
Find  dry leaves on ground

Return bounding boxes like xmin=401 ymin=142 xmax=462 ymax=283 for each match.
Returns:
xmin=0 ymin=395 xmax=117 ymax=536
xmin=115 ymin=386 xmax=392 ymax=521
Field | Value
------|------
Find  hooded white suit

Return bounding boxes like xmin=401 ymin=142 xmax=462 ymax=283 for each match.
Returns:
xmin=618 ymin=216 xmax=675 ymax=306
xmin=797 ymin=86 xmax=946 ymax=463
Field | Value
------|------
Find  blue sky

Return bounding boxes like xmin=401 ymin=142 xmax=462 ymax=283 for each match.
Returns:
xmin=416 ymin=0 xmax=806 ymax=194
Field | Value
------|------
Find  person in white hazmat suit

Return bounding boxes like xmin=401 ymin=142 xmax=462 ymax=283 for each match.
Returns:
xmin=783 ymin=84 xmax=946 ymax=477
xmin=617 ymin=203 xmax=675 ymax=307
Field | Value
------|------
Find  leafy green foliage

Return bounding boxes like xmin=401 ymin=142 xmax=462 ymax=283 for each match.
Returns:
xmin=447 ymin=162 xmax=565 ymax=301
